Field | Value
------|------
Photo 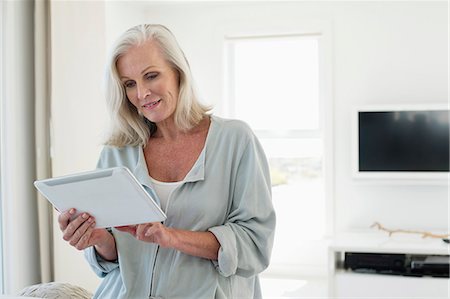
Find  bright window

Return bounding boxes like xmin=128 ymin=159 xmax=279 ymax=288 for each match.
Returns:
xmin=226 ymin=35 xmax=328 ymax=275
xmin=231 ymin=37 xmax=320 ymax=131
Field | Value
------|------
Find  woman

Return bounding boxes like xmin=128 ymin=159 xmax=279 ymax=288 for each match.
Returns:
xmin=57 ymin=24 xmax=275 ymax=299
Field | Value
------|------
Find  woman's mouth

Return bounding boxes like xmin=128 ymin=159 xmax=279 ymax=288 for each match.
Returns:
xmin=142 ymin=99 xmax=161 ymax=110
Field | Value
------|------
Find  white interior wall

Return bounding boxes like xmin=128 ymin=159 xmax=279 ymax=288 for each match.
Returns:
xmin=331 ymin=2 xmax=448 ymax=232
xmin=51 ymin=1 xmax=448 ymax=292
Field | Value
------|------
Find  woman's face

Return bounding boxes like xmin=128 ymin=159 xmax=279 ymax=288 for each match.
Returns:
xmin=117 ymin=40 xmax=179 ymax=125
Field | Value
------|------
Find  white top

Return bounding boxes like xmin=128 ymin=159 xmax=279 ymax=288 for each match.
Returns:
xmin=149 ymin=176 xmax=183 ymax=212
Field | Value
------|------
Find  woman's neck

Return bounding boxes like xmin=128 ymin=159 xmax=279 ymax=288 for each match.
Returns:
xmin=153 ymin=116 xmax=209 ymax=141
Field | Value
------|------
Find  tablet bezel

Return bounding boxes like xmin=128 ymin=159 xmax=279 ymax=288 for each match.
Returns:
xmin=34 ymin=167 xmax=166 ymax=228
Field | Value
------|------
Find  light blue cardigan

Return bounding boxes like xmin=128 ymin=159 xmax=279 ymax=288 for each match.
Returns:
xmin=84 ymin=116 xmax=276 ymax=299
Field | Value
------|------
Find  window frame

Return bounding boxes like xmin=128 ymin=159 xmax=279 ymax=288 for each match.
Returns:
xmin=223 ymin=29 xmax=334 ymax=277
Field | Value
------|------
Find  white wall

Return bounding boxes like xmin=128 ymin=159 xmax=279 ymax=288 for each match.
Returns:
xmin=330 ymin=2 xmax=448 ymax=232
xmin=51 ymin=0 xmax=448 ymax=292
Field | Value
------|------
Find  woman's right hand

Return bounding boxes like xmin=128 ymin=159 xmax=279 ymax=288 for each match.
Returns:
xmin=57 ymin=208 xmax=117 ymax=261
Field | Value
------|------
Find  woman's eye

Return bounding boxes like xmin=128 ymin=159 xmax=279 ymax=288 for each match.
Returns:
xmin=146 ymin=73 xmax=158 ymax=80
xmin=124 ymin=81 xmax=135 ymax=88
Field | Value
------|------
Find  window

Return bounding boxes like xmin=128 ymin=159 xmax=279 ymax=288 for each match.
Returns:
xmin=225 ymin=34 xmax=330 ymax=276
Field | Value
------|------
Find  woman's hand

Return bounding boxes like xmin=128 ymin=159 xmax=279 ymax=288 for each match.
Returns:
xmin=115 ymin=222 xmax=173 ymax=248
xmin=116 ymin=223 xmax=219 ymax=260
xmin=58 ymin=208 xmax=117 ymax=261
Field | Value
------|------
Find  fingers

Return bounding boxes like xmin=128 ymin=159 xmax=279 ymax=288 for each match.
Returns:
xmin=115 ymin=225 xmax=137 ymax=236
xmin=74 ymin=224 xmax=96 ymax=250
xmin=68 ymin=217 xmax=96 ymax=249
xmin=115 ymin=223 xmax=166 ymax=244
xmin=62 ymin=213 xmax=94 ymax=242
xmin=58 ymin=208 xmax=75 ymax=231
xmin=136 ymin=223 xmax=152 ymax=240
xmin=142 ymin=223 xmax=172 ymax=247
xmin=144 ymin=223 xmax=159 ymax=237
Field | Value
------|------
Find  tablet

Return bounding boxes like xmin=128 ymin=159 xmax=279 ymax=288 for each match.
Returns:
xmin=34 ymin=167 xmax=166 ymax=228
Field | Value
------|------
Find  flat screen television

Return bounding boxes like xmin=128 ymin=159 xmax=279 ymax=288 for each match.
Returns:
xmin=353 ymin=104 xmax=449 ymax=179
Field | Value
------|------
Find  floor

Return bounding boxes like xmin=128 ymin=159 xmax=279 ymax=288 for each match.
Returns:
xmin=260 ymin=277 xmax=328 ymax=299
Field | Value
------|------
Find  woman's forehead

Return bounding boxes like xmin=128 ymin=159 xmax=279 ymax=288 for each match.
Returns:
xmin=117 ymin=40 xmax=168 ymax=75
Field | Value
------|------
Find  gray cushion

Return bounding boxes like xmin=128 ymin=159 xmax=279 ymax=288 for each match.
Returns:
xmin=18 ymin=282 xmax=92 ymax=299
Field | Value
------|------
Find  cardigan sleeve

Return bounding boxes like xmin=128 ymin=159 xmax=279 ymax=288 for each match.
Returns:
xmin=84 ymin=244 xmax=119 ymax=278
xmin=208 ymin=132 xmax=276 ymax=278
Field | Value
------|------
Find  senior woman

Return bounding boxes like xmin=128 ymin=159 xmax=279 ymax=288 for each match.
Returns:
xmin=57 ymin=24 xmax=275 ymax=299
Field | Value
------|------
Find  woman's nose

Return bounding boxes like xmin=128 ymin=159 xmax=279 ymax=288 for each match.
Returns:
xmin=137 ymin=84 xmax=151 ymax=100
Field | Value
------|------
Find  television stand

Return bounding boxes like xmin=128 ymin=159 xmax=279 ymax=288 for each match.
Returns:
xmin=328 ymin=230 xmax=450 ymax=298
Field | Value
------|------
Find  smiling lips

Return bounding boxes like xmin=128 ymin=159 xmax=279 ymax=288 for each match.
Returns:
xmin=142 ymin=99 xmax=161 ymax=110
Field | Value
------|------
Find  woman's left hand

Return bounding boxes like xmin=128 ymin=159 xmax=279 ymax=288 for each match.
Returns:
xmin=115 ymin=222 xmax=174 ymax=248
xmin=117 ymin=223 xmax=219 ymax=260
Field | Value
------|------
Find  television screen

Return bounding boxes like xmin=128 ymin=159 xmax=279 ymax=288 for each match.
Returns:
xmin=359 ymin=110 xmax=449 ymax=172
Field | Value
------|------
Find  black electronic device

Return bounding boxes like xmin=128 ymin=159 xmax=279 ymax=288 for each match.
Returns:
xmin=359 ymin=110 xmax=449 ymax=172
xmin=344 ymin=252 xmax=450 ymax=278
xmin=410 ymin=255 xmax=450 ymax=278
xmin=352 ymin=105 xmax=450 ymax=179
xmin=344 ymin=252 xmax=407 ymax=274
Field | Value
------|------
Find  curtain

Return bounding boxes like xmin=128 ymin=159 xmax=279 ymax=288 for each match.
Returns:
xmin=1 ymin=0 xmax=53 ymax=294
xmin=35 ymin=0 xmax=53 ymax=286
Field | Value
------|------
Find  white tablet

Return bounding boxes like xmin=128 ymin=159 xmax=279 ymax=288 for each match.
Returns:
xmin=34 ymin=167 xmax=166 ymax=228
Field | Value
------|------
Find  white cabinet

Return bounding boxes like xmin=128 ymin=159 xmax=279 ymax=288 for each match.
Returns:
xmin=328 ymin=231 xmax=450 ymax=298
xmin=334 ymin=271 xmax=448 ymax=298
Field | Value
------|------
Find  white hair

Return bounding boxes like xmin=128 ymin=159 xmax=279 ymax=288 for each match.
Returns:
xmin=104 ymin=24 xmax=211 ymax=147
